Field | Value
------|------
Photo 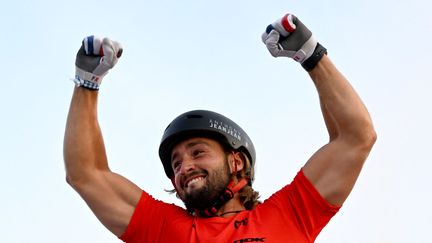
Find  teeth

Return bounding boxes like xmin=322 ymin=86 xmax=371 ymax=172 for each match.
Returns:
xmin=186 ymin=177 xmax=204 ymax=187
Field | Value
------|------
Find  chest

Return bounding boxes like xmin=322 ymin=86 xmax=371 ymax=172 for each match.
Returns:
xmin=158 ymin=212 xmax=310 ymax=243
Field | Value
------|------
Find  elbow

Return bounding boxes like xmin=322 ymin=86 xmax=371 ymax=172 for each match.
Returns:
xmin=65 ymin=174 xmax=76 ymax=187
xmin=355 ymin=125 xmax=377 ymax=151
xmin=342 ymin=122 xmax=377 ymax=151
xmin=368 ymin=127 xmax=378 ymax=146
xmin=65 ymin=174 xmax=80 ymax=190
xmin=65 ymin=172 xmax=89 ymax=191
xmin=363 ymin=118 xmax=377 ymax=146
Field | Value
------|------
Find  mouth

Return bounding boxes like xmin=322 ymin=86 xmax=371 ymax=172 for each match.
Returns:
xmin=183 ymin=175 xmax=206 ymax=189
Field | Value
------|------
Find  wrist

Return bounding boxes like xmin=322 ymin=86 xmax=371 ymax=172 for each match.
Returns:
xmin=73 ymin=67 xmax=103 ymax=91
xmin=301 ymin=43 xmax=327 ymax=71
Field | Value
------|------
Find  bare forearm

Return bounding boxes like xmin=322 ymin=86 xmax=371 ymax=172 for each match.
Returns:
xmin=309 ymin=55 xmax=375 ymax=144
xmin=63 ymin=87 xmax=109 ymax=183
xmin=319 ymin=101 xmax=339 ymax=141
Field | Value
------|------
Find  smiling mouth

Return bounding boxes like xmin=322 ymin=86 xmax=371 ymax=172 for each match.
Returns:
xmin=185 ymin=176 xmax=206 ymax=188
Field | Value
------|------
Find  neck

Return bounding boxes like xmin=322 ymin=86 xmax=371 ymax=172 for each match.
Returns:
xmin=193 ymin=193 xmax=245 ymax=218
xmin=216 ymin=193 xmax=246 ymax=217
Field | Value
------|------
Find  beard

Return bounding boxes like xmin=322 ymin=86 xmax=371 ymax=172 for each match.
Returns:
xmin=181 ymin=157 xmax=231 ymax=212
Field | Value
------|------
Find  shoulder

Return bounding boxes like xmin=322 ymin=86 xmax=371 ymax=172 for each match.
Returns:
xmin=258 ymin=169 xmax=340 ymax=213
xmin=120 ymin=191 xmax=191 ymax=242
xmin=136 ymin=191 xmax=188 ymax=216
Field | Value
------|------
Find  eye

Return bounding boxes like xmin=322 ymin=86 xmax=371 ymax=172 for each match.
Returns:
xmin=192 ymin=150 xmax=205 ymax=157
xmin=172 ymin=161 xmax=181 ymax=172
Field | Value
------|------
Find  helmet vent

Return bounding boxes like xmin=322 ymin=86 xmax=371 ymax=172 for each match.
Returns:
xmin=186 ymin=114 xmax=203 ymax=119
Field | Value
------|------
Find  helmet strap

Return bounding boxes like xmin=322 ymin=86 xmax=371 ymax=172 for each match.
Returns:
xmin=200 ymin=177 xmax=248 ymax=217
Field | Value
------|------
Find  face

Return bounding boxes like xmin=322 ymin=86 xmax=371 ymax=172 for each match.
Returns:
xmin=171 ymin=137 xmax=232 ymax=210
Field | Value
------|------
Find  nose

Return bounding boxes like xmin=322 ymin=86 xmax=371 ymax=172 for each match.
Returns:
xmin=179 ymin=158 xmax=196 ymax=175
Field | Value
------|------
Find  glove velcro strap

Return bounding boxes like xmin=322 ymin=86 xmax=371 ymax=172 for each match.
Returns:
xmin=73 ymin=75 xmax=100 ymax=90
xmin=301 ymin=43 xmax=327 ymax=71
xmin=73 ymin=67 xmax=103 ymax=91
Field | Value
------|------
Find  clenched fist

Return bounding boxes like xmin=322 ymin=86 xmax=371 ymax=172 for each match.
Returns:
xmin=73 ymin=36 xmax=122 ymax=90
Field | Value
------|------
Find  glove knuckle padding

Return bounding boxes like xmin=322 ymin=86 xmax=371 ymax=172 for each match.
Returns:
xmin=279 ymin=18 xmax=312 ymax=51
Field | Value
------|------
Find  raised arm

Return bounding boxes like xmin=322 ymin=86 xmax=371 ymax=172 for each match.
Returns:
xmin=303 ymin=55 xmax=376 ymax=205
xmin=64 ymin=36 xmax=142 ymax=236
xmin=262 ymin=14 xmax=376 ymax=206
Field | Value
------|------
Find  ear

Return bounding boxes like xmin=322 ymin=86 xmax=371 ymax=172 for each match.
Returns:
xmin=228 ymin=151 xmax=244 ymax=173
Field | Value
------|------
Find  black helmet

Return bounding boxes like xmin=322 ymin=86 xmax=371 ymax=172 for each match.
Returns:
xmin=159 ymin=110 xmax=256 ymax=181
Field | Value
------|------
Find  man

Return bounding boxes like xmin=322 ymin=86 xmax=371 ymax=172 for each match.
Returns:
xmin=64 ymin=13 xmax=376 ymax=242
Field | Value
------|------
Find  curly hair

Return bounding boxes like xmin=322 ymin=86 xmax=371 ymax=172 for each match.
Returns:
xmin=233 ymin=151 xmax=261 ymax=210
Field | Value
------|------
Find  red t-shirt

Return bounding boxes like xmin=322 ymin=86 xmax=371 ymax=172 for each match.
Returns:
xmin=120 ymin=170 xmax=340 ymax=243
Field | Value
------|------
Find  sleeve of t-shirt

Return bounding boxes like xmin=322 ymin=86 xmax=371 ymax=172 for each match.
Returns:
xmin=119 ymin=191 xmax=187 ymax=243
xmin=265 ymin=169 xmax=341 ymax=241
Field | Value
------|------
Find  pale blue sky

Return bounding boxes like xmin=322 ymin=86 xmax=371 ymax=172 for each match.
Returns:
xmin=1 ymin=0 xmax=431 ymax=242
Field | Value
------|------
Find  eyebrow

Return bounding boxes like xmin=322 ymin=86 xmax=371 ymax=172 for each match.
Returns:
xmin=171 ymin=140 xmax=211 ymax=164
